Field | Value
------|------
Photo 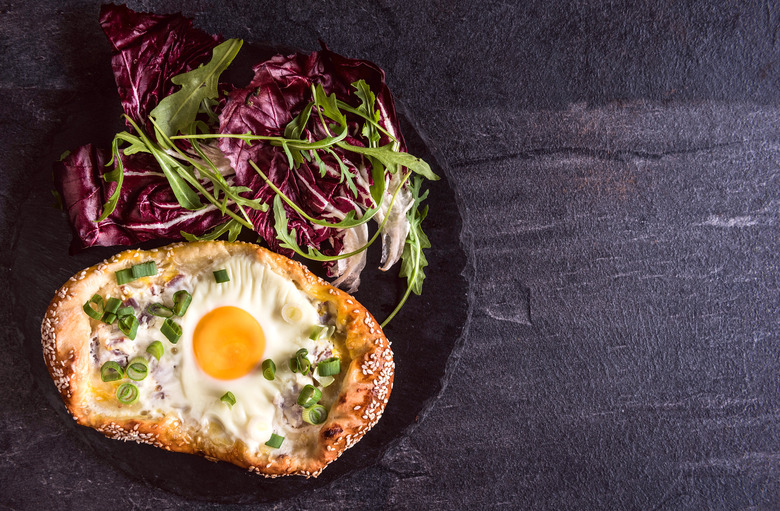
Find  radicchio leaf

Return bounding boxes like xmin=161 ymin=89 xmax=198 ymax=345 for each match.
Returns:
xmin=216 ymin=46 xmax=406 ymax=270
xmin=54 ymin=144 xmax=226 ymax=252
xmin=99 ymin=3 xmax=222 ymax=131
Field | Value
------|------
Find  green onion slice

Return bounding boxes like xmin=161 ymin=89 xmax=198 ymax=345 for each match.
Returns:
xmin=262 ymin=359 xmax=276 ymax=380
xmin=315 ymin=374 xmax=335 ymax=387
xmin=147 ymin=303 xmax=174 ymax=318
xmin=302 ymin=404 xmax=328 ymax=425
xmin=292 ymin=348 xmax=310 ymax=376
xmin=317 ymin=357 xmax=341 ymax=377
xmin=281 ymin=304 xmax=303 ymax=323
xmin=126 ymin=357 xmax=148 ymax=381
xmin=116 ymin=261 xmax=158 ymax=285
xmin=116 ymin=306 xmax=135 ymax=318
xmin=173 ymin=290 xmax=192 ymax=316
xmin=83 ymin=294 xmax=104 ymax=320
xmin=132 ymin=261 xmax=157 ymax=279
xmin=115 ymin=268 xmax=134 ymax=285
xmin=116 ymin=383 xmax=139 ymax=404
xmin=309 ymin=325 xmax=335 ymax=341
xmin=213 ymin=269 xmax=230 ymax=283
xmin=161 ymin=318 xmax=182 ymax=344
xmin=146 ymin=341 xmax=164 ymax=361
xmin=104 ymin=297 xmax=122 ymax=314
xmin=297 ymin=384 xmax=322 ymax=407
xmin=289 ymin=357 xmax=299 ymax=373
xmin=265 ymin=433 xmax=284 ymax=448
xmin=101 ymin=312 xmax=117 ymax=325
xmin=220 ymin=391 xmax=236 ymax=407
xmin=100 ymin=361 xmax=124 ymax=382
xmin=118 ymin=314 xmax=139 ymax=340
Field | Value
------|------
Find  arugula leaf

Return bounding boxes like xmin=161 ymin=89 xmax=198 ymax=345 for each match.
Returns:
xmin=381 ymin=176 xmax=431 ymax=327
xmin=150 ymin=39 xmax=243 ymax=138
xmin=339 ymin=142 xmax=439 ymax=181
xmin=352 ymin=79 xmax=381 ymax=147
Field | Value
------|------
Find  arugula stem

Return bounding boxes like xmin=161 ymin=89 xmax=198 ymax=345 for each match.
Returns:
xmin=380 ymin=239 xmax=419 ymax=328
xmin=271 ymin=170 xmax=411 ymax=262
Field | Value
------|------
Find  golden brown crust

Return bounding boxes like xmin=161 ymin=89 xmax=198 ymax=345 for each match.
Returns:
xmin=41 ymin=241 xmax=394 ymax=477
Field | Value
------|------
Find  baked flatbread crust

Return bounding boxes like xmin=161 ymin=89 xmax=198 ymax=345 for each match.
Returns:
xmin=40 ymin=241 xmax=393 ymax=477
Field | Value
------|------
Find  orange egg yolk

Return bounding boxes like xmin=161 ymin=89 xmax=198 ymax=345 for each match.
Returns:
xmin=193 ymin=306 xmax=265 ymax=380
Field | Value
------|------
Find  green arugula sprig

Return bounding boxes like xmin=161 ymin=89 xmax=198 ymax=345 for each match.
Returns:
xmin=380 ymin=176 xmax=431 ymax=327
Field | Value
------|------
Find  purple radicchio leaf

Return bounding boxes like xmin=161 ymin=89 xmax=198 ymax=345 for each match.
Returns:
xmin=217 ymin=46 xmax=407 ymax=258
xmin=99 ymin=3 xmax=222 ymax=132
xmin=53 ymin=144 xmax=226 ymax=252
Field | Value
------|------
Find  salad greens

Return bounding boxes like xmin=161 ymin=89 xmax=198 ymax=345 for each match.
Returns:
xmin=53 ymin=4 xmax=437 ymax=326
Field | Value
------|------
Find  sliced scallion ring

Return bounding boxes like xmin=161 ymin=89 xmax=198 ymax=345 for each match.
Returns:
xmin=118 ymin=314 xmax=139 ymax=340
xmin=302 ymin=404 xmax=328 ymax=425
xmin=262 ymin=359 xmax=276 ymax=380
xmin=173 ymin=290 xmax=192 ymax=316
xmin=132 ymin=261 xmax=157 ymax=279
xmin=265 ymin=433 xmax=284 ymax=448
xmin=104 ymin=297 xmax=121 ymax=314
xmin=213 ymin=269 xmax=230 ymax=283
xmin=308 ymin=324 xmax=335 ymax=341
xmin=146 ymin=341 xmax=164 ymax=361
xmin=115 ymin=268 xmax=134 ymax=285
xmin=126 ymin=357 xmax=148 ymax=381
xmin=297 ymin=384 xmax=322 ymax=408
xmin=314 ymin=374 xmax=335 ymax=387
xmin=116 ymin=383 xmax=139 ymax=404
xmin=317 ymin=357 xmax=341 ymax=377
xmin=100 ymin=361 xmax=123 ymax=382
xmin=101 ymin=312 xmax=117 ymax=324
xmin=220 ymin=391 xmax=236 ymax=407
xmin=281 ymin=304 xmax=303 ymax=323
xmin=83 ymin=294 xmax=104 ymax=320
xmin=116 ymin=306 xmax=135 ymax=318
xmin=147 ymin=303 xmax=174 ymax=318
xmin=161 ymin=318 xmax=182 ymax=344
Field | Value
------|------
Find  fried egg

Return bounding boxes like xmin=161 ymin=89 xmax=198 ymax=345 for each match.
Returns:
xmin=93 ymin=253 xmax=338 ymax=455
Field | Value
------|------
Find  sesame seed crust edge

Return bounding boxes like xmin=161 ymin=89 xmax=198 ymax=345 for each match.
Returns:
xmin=40 ymin=241 xmax=394 ymax=478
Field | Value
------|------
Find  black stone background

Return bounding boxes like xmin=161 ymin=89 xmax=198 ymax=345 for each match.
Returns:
xmin=1 ymin=1 xmax=779 ymax=509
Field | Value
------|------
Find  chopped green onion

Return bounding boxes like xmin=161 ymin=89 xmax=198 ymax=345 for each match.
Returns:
xmin=315 ymin=374 xmax=335 ymax=387
xmin=116 ymin=383 xmax=139 ymax=404
xmin=262 ymin=359 xmax=276 ymax=380
xmin=220 ymin=391 xmax=236 ymax=407
xmin=161 ymin=318 xmax=182 ymax=344
xmin=173 ymin=290 xmax=192 ymax=316
xmin=302 ymin=404 xmax=328 ymax=425
xmin=118 ymin=314 xmax=139 ymax=340
xmin=146 ymin=341 xmax=164 ymax=361
xmin=100 ymin=361 xmax=124 ymax=382
xmin=213 ymin=269 xmax=230 ymax=283
xmin=116 ymin=261 xmax=158 ymax=285
xmin=115 ymin=268 xmax=134 ymax=285
xmin=101 ymin=312 xmax=117 ymax=324
xmin=292 ymin=348 xmax=310 ymax=375
xmin=116 ymin=306 xmax=135 ymax=318
xmin=104 ymin=297 xmax=121 ymax=314
xmin=132 ymin=261 xmax=157 ymax=279
xmin=308 ymin=324 xmax=335 ymax=341
xmin=126 ymin=357 xmax=148 ymax=381
xmin=147 ymin=303 xmax=174 ymax=318
xmin=281 ymin=304 xmax=303 ymax=323
xmin=297 ymin=384 xmax=322 ymax=407
xmin=317 ymin=357 xmax=341 ymax=377
xmin=83 ymin=294 xmax=104 ymax=320
xmin=265 ymin=433 xmax=284 ymax=448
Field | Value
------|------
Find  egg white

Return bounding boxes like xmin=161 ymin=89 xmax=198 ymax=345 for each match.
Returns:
xmin=96 ymin=253 xmax=336 ymax=455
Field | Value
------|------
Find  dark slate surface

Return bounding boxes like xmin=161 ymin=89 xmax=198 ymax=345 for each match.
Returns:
xmin=2 ymin=1 xmax=779 ymax=509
